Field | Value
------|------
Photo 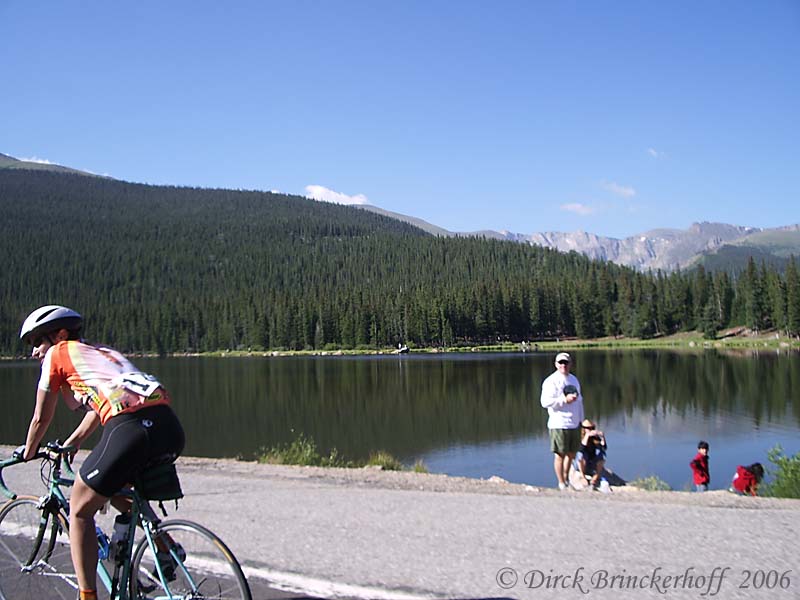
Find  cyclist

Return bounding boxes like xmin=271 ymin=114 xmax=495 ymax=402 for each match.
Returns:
xmin=17 ymin=305 xmax=185 ymax=600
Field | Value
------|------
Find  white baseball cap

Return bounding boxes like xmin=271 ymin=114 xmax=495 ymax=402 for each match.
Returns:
xmin=555 ymin=352 xmax=571 ymax=364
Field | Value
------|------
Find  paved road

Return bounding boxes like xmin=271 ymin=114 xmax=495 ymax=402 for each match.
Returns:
xmin=2 ymin=450 xmax=798 ymax=600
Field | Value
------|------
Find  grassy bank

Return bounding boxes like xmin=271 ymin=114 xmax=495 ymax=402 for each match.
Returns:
xmin=254 ymin=433 xmax=428 ymax=473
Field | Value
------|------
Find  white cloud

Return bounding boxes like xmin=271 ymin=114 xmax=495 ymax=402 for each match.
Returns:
xmin=647 ymin=148 xmax=665 ymax=159
xmin=304 ymin=184 xmax=369 ymax=206
xmin=560 ymin=203 xmax=595 ymax=216
xmin=602 ymin=181 xmax=636 ymax=198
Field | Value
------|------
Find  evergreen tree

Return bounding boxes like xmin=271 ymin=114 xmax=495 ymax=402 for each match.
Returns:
xmin=713 ymin=271 xmax=734 ymax=328
xmin=692 ymin=266 xmax=710 ymax=327
xmin=701 ymin=297 xmax=720 ymax=340
xmin=786 ymin=256 xmax=800 ymax=337
xmin=742 ymin=257 xmax=767 ymax=332
xmin=765 ymin=269 xmax=787 ymax=334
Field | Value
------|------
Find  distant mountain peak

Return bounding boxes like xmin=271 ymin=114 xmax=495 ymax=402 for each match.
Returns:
xmin=354 ymin=205 xmax=794 ymax=271
xmin=511 ymin=223 xmax=764 ymax=270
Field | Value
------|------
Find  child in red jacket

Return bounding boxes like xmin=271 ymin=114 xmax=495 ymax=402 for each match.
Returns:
xmin=730 ymin=463 xmax=765 ymax=496
xmin=690 ymin=441 xmax=710 ymax=492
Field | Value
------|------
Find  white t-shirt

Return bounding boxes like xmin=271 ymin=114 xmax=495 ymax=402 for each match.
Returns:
xmin=540 ymin=370 xmax=584 ymax=429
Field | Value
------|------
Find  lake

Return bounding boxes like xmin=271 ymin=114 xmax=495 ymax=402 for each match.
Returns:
xmin=1 ymin=350 xmax=798 ymax=491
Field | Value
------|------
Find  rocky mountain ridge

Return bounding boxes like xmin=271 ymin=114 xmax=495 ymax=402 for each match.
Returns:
xmin=493 ymin=222 xmax=760 ymax=271
xmin=359 ymin=204 xmax=798 ymax=272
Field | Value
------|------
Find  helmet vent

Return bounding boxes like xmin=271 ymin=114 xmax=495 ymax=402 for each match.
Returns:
xmin=37 ymin=307 xmax=59 ymax=322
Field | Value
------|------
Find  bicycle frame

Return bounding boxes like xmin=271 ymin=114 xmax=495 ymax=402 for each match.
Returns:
xmin=110 ymin=487 xmax=191 ymax=600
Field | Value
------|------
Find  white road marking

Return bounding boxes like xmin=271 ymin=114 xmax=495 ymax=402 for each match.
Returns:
xmin=241 ymin=564 xmax=445 ymax=600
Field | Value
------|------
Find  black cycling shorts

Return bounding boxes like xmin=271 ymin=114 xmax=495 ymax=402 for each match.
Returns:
xmin=79 ymin=404 xmax=185 ymax=498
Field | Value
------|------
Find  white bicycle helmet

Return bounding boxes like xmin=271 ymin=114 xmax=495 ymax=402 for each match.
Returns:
xmin=20 ymin=305 xmax=83 ymax=344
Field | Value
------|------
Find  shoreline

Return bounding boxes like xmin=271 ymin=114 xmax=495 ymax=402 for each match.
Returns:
xmin=4 ymin=446 xmax=795 ymax=509
xmin=208 ymin=456 xmax=800 ymax=508
xmin=2 ymin=329 xmax=798 ymax=361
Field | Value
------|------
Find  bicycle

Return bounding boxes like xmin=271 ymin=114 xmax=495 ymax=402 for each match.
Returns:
xmin=0 ymin=441 xmax=252 ymax=600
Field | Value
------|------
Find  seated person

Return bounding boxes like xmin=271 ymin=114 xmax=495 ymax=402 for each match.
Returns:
xmin=576 ymin=419 xmax=607 ymax=488
xmin=730 ymin=463 xmax=764 ymax=496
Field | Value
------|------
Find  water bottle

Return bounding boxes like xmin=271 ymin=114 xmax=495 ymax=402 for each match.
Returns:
xmin=110 ymin=513 xmax=131 ymax=561
xmin=95 ymin=525 xmax=110 ymax=560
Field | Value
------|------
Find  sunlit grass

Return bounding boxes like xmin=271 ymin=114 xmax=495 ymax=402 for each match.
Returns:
xmin=628 ymin=475 xmax=672 ymax=491
xmin=257 ymin=433 xmax=427 ymax=473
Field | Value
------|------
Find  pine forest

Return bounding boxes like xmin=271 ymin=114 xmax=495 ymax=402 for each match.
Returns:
xmin=1 ymin=170 xmax=798 ymax=355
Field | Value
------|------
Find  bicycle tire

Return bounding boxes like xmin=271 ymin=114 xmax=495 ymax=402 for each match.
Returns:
xmin=0 ymin=496 xmax=76 ymax=600
xmin=129 ymin=519 xmax=251 ymax=600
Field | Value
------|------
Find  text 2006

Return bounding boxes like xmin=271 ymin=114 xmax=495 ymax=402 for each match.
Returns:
xmin=738 ymin=570 xmax=792 ymax=590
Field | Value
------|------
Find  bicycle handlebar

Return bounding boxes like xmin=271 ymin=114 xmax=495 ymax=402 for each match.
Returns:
xmin=0 ymin=441 xmax=76 ymax=500
xmin=0 ymin=454 xmax=26 ymax=500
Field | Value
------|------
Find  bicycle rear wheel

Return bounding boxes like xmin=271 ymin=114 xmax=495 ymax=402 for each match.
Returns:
xmin=0 ymin=496 xmax=77 ymax=600
xmin=130 ymin=519 xmax=251 ymax=600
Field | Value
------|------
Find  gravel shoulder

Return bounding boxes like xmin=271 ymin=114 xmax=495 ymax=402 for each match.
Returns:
xmin=2 ymin=449 xmax=799 ymax=600
xmin=179 ymin=454 xmax=800 ymax=510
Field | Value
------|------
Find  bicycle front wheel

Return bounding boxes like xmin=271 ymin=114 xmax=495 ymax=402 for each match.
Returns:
xmin=0 ymin=496 xmax=77 ymax=600
xmin=130 ymin=519 xmax=251 ymax=600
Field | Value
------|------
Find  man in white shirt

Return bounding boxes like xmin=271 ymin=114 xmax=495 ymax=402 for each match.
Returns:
xmin=540 ymin=352 xmax=584 ymax=490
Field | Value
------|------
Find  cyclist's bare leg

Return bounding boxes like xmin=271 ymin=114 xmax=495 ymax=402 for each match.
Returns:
xmin=70 ymin=474 xmax=111 ymax=593
xmin=111 ymin=494 xmax=133 ymax=513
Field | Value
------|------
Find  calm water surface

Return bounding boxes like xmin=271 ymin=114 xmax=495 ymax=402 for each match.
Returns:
xmin=1 ymin=350 xmax=798 ymax=490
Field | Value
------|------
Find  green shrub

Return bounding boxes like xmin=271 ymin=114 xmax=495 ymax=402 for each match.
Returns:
xmin=412 ymin=460 xmax=429 ymax=474
xmin=764 ymin=445 xmax=800 ymax=499
xmin=629 ymin=475 xmax=672 ymax=491
xmin=258 ymin=433 xmax=419 ymax=472
xmin=366 ymin=451 xmax=405 ymax=471
xmin=258 ymin=433 xmax=349 ymax=467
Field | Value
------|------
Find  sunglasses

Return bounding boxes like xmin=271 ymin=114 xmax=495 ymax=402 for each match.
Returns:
xmin=30 ymin=335 xmax=48 ymax=347
xmin=583 ymin=425 xmax=595 ymax=430
xmin=557 ymin=360 xmax=570 ymax=365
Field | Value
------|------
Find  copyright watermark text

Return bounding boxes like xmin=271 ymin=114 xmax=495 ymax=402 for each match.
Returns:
xmin=495 ymin=566 xmax=794 ymax=596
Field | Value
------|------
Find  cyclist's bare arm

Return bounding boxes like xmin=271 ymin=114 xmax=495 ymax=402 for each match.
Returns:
xmin=23 ymin=388 xmax=59 ymax=459
xmin=64 ymin=411 xmax=101 ymax=452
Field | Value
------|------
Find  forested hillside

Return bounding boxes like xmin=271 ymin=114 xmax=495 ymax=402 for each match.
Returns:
xmin=1 ymin=170 xmax=798 ymax=355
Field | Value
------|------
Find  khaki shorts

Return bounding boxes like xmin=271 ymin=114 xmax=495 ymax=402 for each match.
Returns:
xmin=550 ymin=427 xmax=581 ymax=455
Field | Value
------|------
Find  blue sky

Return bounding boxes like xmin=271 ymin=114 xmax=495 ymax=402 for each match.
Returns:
xmin=2 ymin=1 xmax=798 ymax=238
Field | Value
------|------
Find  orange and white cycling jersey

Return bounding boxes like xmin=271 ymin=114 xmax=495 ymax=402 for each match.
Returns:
xmin=38 ymin=340 xmax=170 ymax=424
